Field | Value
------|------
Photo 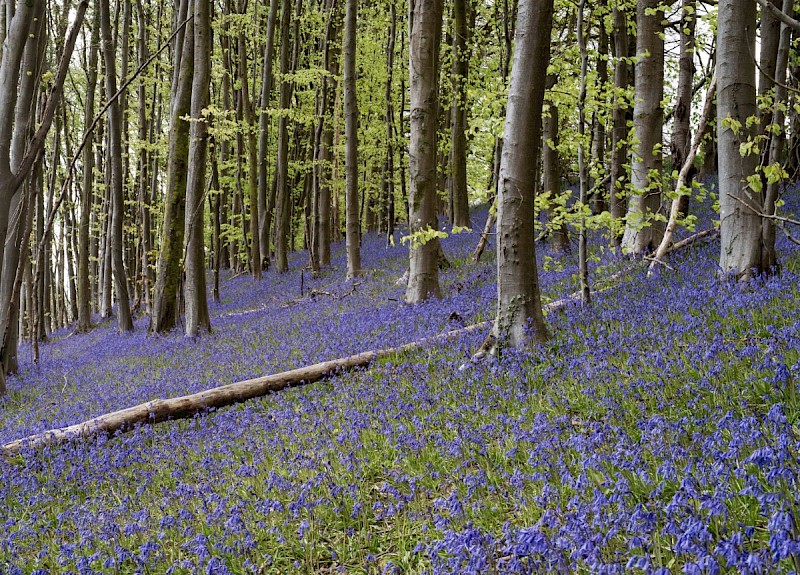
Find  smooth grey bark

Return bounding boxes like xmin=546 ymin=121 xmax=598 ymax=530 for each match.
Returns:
xmin=151 ymin=0 xmax=193 ymax=332
xmin=621 ymin=0 xmax=665 ymax=255
xmin=492 ymin=0 xmax=553 ymax=349
xmin=0 ymin=7 xmax=44 ymax=373
xmin=576 ymin=0 xmax=589 ymax=304
xmin=135 ymin=0 xmax=153 ymax=314
xmin=313 ymin=0 xmax=340 ymax=268
xmin=542 ymin=104 xmax=568 ymax=252
xmin=237 ymin=23 xmax=261 ymax=280
xmin=344 ymin=0 xmax=361 ymax=278
xmin=718 ymin=0 xmax=761 ymax=278
xmin=0 ymin=0 xmax=38 ymax=288
xmin=100 ymin=0 xmax=134 ymax=332
xmin=405 ymin=0 xmax=443 ymax=303
xmin=758 ymin=0 xmax=781 ymax=108
xmin=609 ymin=5 xmax=631 ymax=242
xmin=671 ymin=0 xmax=696 ymax=218
xmin=761 ymin=0 xmax=793 ymax=271
xmin=184 ymin=0 xmax=211 ymax=337
xmin=78 ymin=12 xmax=100 ymax=333
xmin=448 ymin=0 xmax=469 ymax=228
xmin=0 ymin=0 xmax=90 ymax=378
xmin=257 ymin=0 xmax=280 ymax=268
xmin=383 ymin=2 xmax=397 ymax=244
xmin=273 ymin=0 xmax=297 ymax=273
xmin=589 ymin=20 xmax=607 ymax=216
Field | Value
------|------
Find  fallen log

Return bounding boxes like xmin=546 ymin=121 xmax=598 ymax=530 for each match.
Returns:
xmin=0 ymin=322 xmax=486 ymax=457
xmin=1 ymin=291 xmax=588 ymax=457
xmin=1 ymin=231 xmax=717 ymax=457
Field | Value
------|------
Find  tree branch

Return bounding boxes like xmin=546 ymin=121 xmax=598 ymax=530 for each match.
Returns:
xmin=756 ymin=0 xmax=800 ymax=33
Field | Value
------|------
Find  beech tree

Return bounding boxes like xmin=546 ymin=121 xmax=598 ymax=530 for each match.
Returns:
xmin=184 ymin=0 xmax=211 ymax=336
xmin=491 ymin=0 xmax=553 ymax=349
xmin=151 ymin=0 xmax=193 ymax=333
xmin=718 ymin=0 xmax=761 ymax=278
xmin=344 ymin=0 xmax=361 ymax=279
xmin=448 ymin=0 xmax=470 ymax=228
xmin=621 ymin=0 xmax=665 ymax=255
xmin=0 ymin=0 xmax=797 ymax=398
xmin=406 ymin=0 xmax=443 ymax=303
xmin=100 ymin=0 xmax=134 ymax=332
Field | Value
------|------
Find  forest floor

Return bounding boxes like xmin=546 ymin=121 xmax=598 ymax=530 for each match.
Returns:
xmin=2 ymin=192 xmax=800 ymax=574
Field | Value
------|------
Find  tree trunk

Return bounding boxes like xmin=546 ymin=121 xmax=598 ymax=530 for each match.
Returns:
xmin=151 ymin=0 xmax=193 ymax=333
xmin=589 ymin=19 xmax=607 ymax=216
xmin=313 ymin=0 xmax=340 ymax=268
xmin=449 ymin=0 xmax=470 ymax=228
xmin=405 ymin=0 xmax=443 ymax=303
xmin=344 ymin=0 xmax=362 ymax=278
xmin=135 ymin=0 xmax=152 ymax=315
xmin=761 ymin=0 xmax=793 ymax=271
xmin=237 ymin=17 xmax=261 ymax=280
xmin=543 ymin=104 xmax=568 ymax=251
xmin=576 ymin=0 xmax=590 ymax=304
xmin=609 ymin=5 xmax=631 ymax=243
xmin=184 ymin=0 xmax=211 ymax=337
xmin=621 ymin=0 xmax=665 ymax=255
xmin=78 ymin=11 xmax=100 ymax=333
xmin=671 ymin=0 xmax=696 ymax=218
xmin=718 ymin=0 xmax=761 ymax=278
xmin=383 ymin=2 xmax=398 ymax=243
xmin=273 ymin=0 xmax=296 ymax=273
xmin=491 ymin=0 xmax=553 ymax=348
xmin=100 ymin=0 xmax=134 ymax=332
xmin=758 ymin=1 xmax=781 ymax=110
xmin=257 ymin=0 xmax=280 ymax=268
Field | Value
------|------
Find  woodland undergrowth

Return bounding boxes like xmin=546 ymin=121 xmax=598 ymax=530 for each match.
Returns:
xmin=1 ymin=192 xmax=800 ymax=574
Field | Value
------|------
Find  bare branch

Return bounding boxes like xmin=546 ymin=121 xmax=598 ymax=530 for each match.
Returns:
xmin=756 ymin=0 xmax=800 ymax=33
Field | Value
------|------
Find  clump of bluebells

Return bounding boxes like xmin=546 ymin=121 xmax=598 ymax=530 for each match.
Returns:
xmin=2 ymin=194 xmax=800 ymax=574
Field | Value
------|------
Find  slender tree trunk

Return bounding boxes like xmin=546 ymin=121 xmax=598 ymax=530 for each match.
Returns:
xmin=671 ymin=0 xmax=696 ymax=218
xmin=589 ymin=19 xmax=607 ymax=215
xmin=761 ymin=0 xmax=793 ymax=271
xmin=313 ymin=0 xmax=340 ymax=268
xmin=718 ymin=0 xmax=761 ymax=278
xmin=383 ymin=2 xmax=398 ymax=245
xmin=492 ymin=0 xmax=553 ymax=349
xmin=576 ymin=0 xmax=590 ymax=304
xmin=543 ymin=104 xmax=568 ymax=251
xmin=77 ymin=12 xmax=100 ymax=332
xmin=151 ymin=0 xmax=192 ymax=333
xmin=238 ymin=17 xmax=261 ymax=280
xmin=609 ymin=5 xmax=631 ymax=243
xmin=66 ymin=203 xmax=79 ymax=323
xmin=210 ymin=148 xmax=222 ymax=302
xmin=758 ymin=1 xmax=781 ymax=113
xmin=135 ymin=0 xmax=152 ymax=314
xmin=257 ymin=0 xmax=280 ymax=268
xmin=100 ymin=182 xmax=112 ymax=318
xmin=405 ymin=0 xmax=443 ymax=302
xmin=449 ymin=0 xmax=470 ymax=228
xmin=621 ymin=0 xmax=665 ymax=255
xmin=344 ymin=0 xmax=361 ymax=278
xmin=100 ymin=0 xmax=134 ymax=331
xmin=273 ymin=0 xmax=296 ymax=273
xmin=184 ymin=0 xmax=211 ymax=336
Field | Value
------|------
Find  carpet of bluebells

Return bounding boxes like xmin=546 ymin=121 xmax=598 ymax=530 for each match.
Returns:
xmin=2 ymin=193 xmax=800 ymax=574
